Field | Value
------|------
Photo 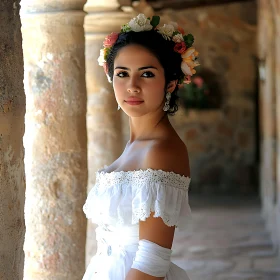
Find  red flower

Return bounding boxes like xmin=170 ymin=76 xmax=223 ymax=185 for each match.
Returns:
xmin=174 ymin=42 xmax=186 ymax=54
xmin=103 ymin=32 xmax=119 ymax=48
xmin=178 ymin=26 xmax=185 ymax=35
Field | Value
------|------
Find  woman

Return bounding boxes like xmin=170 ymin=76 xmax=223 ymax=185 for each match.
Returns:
xmin=83 ymin=13 xmax=199 ymax=280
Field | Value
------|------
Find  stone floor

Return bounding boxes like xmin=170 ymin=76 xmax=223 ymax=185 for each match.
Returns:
xmin=172 ymin=195 xmax=280 ymax=280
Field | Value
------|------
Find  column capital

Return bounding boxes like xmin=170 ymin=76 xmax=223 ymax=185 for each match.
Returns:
xmin=84 ymin=0 xmax=136 ymax=34
xmin=20 ymin=0 xmax=86 ymax=13
xmin=83 ymin=0 xmax=154 ymax=34
xmin=84 ymin=0 xmax=120 ymax=13
xmin=84 ymin=11 xmax=135 ymax=34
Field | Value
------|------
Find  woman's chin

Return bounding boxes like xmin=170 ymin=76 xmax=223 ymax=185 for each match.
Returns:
xmin=122 ymin=110 xmax=147 ymax=118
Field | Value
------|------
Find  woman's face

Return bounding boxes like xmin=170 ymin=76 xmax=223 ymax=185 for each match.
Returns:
xmin=113 ymin=44 xmax=166 ymax=117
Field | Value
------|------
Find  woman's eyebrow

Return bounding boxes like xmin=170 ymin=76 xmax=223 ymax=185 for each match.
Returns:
xmin=114 ymin=66 xmax=129 ymax=70
xmin=138 ymin=66 xmax=158 ymax=70
xmin=114 ymin=66 xmax=158 ymax=70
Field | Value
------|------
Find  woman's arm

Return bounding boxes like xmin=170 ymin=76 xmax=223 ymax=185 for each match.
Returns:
xmin=126 ymin=140 xmax=190 ymax=280
xmin=125 ymin=214 xmax=175 ymax=280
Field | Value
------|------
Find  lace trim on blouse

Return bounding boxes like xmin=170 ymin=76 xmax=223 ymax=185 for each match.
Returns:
xmin=83 ymin=169 xmax=191 ymax=229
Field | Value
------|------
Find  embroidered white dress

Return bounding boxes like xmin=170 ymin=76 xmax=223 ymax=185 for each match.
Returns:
xmin=83 ymin=169 xmax=191 ymax=280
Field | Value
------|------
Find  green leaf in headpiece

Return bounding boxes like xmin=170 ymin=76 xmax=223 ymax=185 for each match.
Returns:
xmin=179 ymin=75 xmax=185 ymax=85
xmin=184 ymin=34 xmax=194 ymax=48
xmin=121 ymin=24 xmax=131 ymax=33
xmin=150 ymin=16 xmax=160 ymax=28
xmin=173 ymin=31 xmax=181 ymax=36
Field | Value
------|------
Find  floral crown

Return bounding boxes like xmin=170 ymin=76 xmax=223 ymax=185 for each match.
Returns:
xmin=98 ymin=13 xmax=200 ymax=85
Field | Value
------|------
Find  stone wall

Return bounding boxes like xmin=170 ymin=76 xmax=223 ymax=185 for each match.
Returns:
xmin=121 ymin=1 xmax=258 ymax=194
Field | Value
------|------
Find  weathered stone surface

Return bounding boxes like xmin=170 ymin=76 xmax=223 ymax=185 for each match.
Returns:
xmin=233 ymin=256 xmax=253 ymax=271
xmin=21 ymin=2 xmax=88 ymax=279
xmin=0 ymin=1 xmax=26 ymax=279
xmin=253 ymin=257 xmax=279 ymax=270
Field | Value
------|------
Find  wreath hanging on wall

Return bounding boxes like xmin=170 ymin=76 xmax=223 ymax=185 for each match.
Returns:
xmin=178 ymin=69 xmax=223 ymax=110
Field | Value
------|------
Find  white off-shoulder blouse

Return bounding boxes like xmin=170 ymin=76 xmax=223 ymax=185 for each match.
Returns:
xmin=82 ymin=169 xmax=192 ymax=280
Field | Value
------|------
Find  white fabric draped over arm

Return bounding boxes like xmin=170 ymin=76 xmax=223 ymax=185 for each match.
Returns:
xmin=131 ymin=239 xmax=172 ymax=277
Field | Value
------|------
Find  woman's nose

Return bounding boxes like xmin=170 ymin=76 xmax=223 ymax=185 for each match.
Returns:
xmin=127 ymin=78 xmax=140 ymax=93
xmin=127 ymin=87 xmax=140 ymax=93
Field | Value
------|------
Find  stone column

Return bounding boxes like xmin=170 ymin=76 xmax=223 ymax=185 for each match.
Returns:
xmin=84 ymin=0 xmax=133 ymax=265
xmin=21 ymin=0 xmax=88 ymax=279
xmin=0 ymin=1 xmax=25 ymax=279
xmin=258 ymin=0 xmax=280 ymax=253
xmin=271 ymin=0 xmax=280 ymax=250
xmin=257 ymin=0 xmax=277 ymax=227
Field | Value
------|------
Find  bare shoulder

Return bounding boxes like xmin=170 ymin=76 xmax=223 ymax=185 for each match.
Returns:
xmin=143 ymin=137 xmax=190 ymax=178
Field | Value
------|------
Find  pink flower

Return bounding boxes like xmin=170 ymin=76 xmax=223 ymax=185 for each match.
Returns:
xmin=184 ymin=75 xmax=191 ymax=84
xmin=103 ymin=32 xmax=119 ymax=48
xmin=193 ymin=76 xmax=204 ymax=88
xmin=103 ymin=63 xmax=109 ymax=74
xmin=174 ymin=42 xmax=186 ymax=54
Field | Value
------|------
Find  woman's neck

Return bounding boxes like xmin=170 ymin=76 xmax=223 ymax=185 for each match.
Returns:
xmin=128 ymin=113 xmax=170 ymax=143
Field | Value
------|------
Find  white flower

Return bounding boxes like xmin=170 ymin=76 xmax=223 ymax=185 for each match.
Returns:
xmin=106 ymin=74 xmax=112 ymax=83
xmin=157 ymin=24 xmax=175 ymax=40
xmin=172 ymin=33 xmax=184 ymax=43
xmin=169 ymin=21 xmax=178 ymax=30
xmin=193 ymin=61 xmax=200 ymax=67
xmin=97 ymin=49 xmax=106 ymax=66
xmin=128 ymin=14 xmax=153 ymax=32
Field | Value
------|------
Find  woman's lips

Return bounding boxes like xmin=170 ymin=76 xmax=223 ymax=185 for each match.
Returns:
xmin=125 ymin=100 xmax=144 ymax=105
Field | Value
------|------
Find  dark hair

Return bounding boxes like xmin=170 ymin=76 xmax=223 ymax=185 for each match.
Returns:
xmin=106 ymin=30 xmax=182 ymax=115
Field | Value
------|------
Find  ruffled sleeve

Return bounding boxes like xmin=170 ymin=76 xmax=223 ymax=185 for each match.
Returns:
xmin=83 ymin=169 xmax=191 ymax=230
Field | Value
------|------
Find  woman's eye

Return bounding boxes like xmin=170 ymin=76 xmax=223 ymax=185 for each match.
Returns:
xmin=115 ymin=71 xmax=128 ymax=78
xmin=142 ymin=71 xmax=155 ymax=78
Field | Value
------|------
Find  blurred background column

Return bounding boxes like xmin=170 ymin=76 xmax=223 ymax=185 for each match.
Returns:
xmin=83 ymin=0 xmax=134 ymax=265
xmin=258 ymin=0 xmax=280 ymax=250
xmin=271 ymin=0 xmax=280 ymax=249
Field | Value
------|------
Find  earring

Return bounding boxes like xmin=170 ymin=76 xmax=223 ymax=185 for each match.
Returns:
xmin=163 ymin=92 xmax=171 ymax=112
xmin=117 ymin=104 xmax=121 ymax=110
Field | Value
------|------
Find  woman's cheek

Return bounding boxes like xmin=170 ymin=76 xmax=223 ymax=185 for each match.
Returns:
xmin=113 ymin=80 xmax=125 ymax=99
